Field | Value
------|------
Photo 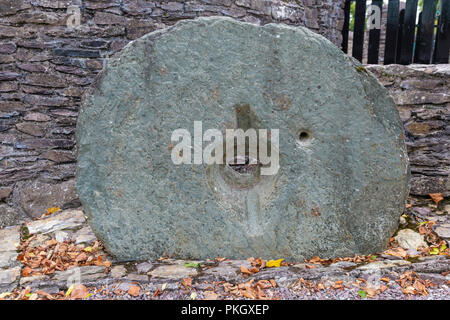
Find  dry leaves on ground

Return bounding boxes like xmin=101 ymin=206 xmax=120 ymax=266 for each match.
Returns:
xmin=222 ymin=279 xmax=276 ymax=300
xmin=0 ymin=285 xmax=93 ymax=300
xmin=396 ymin=271 xmax=434 ymax=296
xmin=240 ymin=257 xmax=287 ymax=276
xmin=17 ymin=237 xmax=112 ymax=277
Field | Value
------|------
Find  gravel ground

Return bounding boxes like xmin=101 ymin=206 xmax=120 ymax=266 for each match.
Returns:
xmin=83 ymin=279 xmax=450 ymax=300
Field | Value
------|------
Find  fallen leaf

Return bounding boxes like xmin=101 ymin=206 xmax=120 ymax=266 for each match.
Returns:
xmin=75 ymin=252 xmax=88 ymax=262
xmin=402 ymin=286 xmax=416 ymax=295
xmin=70 ymin=284 xmax=90 ymax=299
xmin=429 ymin=247 xmax=440 ymax=255
xmin=22 ymin=266 xmax=33 ymax=277
xmin=153 ymin=288 xmax=162 ymax=297
xmin=266 ymin=259 xmax=284 ymax=268
xmin=28 ymin=293 xmax=39 ymax=300
xmin=366 ymin=287 xmax=378 ymax=297
xmin=128 ymin=285 xmax=140 ymax=297
xmin=184 ymin=262 xmax=200 ymax=268
xmin=182 ymin=278 xmax=192 ymax=288
xmin=203 ymin=291 xmax=219 ymax=300
xmin=190 ymin=292 xmax=198 ymax=300
xmin=383 ymin=247 xmax=407 ymax=258
xmin=240 ymin=266 xmax=253 ymax=275
xmin=41 ymin=207 xmax=61 ymax=218
xmin=429 ymin=193 xmax=443 ymax=204
xmin=255 ymin=280 xmax=272 ymax=289
xmin=358 ymin=290 xmax=367 ymax=298
xmin=35 ymin=290 xmax=54 ymax=300
xmin=65 ymin=284 xmax=74 ymax=297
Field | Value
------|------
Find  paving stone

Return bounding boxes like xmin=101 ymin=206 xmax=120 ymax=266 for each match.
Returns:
xmin=52 ymin=266 xmax=106 ymax=286
xmin=72 ymin=225 xmax=97 ymax=244
xmin=0 ymin=226 xmax=21 ymax=252
xmin=54 ymin=230 xmax=71 ymax=242
xmin=26 ymin=209 xmax=85 ymax=234
xmin=136 ymin=261 xmax=153 ymax=274
xmin=0 ymin=251 xmax=19 ymax=268
xmin=126 ymin=273 xmax=149 ymax=282
xmin=329 ymin=261 xmax=358 ymax=269
xmin=357 ymin=260 xmax=411 ymax=271
xmin=110 ymin=265 xmax=127 ymax=278
xmin=0 ymin=266 xmax=20 ymax=292
xmin=434 ymin=224 xmax=450 ymax=242
xmin=28 ymin=233 xmax=51 ymax=248
xmin=149 ymin=265 xmax=198 ymax=279
xmin=19 ymin=274 xmax=51 ymax=286
xmin=202 ymin=263 xmax=239 ymax=281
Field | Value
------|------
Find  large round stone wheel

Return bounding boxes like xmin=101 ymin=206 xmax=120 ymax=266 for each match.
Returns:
xmin=76 ymin=17 xmax=409 ymax=261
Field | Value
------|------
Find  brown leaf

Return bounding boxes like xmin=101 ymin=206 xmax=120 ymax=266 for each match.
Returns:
xmin=402 ymin=286 xmax=416 ymax=295
xmin=70 ymin=284 xmax=89 ymax=299
xmin=366 ymin=287 xmax=378 ymax=297
xmin=429 ymin=193 xmax=443 ymax=204
xmin=255 ymin=280 xmax=272 ymax=289
xmin=309 ymin=256 xmax=321 ymax=263
xmin=153 ymin=288 xmax=162 ymax=297
xmin=182 ymin=277 xmax=192 ymax=288
xmin=35 ymin=290 xmax=54 ymax=300
xmin=22 ymin=266 xmax=33 ymax=277
xmin=383 ymin=247 xmax=407 ymax=258
xmin=241 ymin=288 xmax=256 ymax=299
xmin=128 ymin=285 xmax=140 ymax=297
xmin=75 ymin=252 xmax=88 ymax=263
xmin=240 ymin=266 xmax=252 ymax=275
xmin=269 ymin=279 xmax=277 ymax=288
xmin=203 ymin=291 xmax=219 ymax=300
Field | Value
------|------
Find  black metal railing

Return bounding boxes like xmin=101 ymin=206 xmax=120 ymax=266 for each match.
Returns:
xmin=342 ymin=0 xmax=449 ymax=65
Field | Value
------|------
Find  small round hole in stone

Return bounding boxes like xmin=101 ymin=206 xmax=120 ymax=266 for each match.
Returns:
xmin=298 ymin=131 xmax=310 ymax=141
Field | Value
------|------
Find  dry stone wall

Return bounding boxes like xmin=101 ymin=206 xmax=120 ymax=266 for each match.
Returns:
xmin=0 ymin=0 xmax=345 ymax=225
xmin=1 ymin=1 xmax=448 ymax=228
xmin=366 ymin=64 xmax=450 ymax=198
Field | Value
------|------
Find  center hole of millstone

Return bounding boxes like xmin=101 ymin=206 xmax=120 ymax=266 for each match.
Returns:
xmin=227 ymin=155 xmax=259 ymax=174
xmin=221 ymin=155 xmax=261 ymax=189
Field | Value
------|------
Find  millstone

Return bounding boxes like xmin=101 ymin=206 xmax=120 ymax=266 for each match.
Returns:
xmin=76 ymin=17 xmax=409 ymax=261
